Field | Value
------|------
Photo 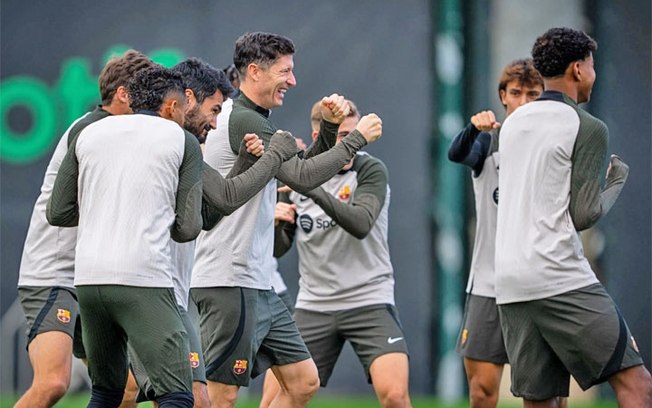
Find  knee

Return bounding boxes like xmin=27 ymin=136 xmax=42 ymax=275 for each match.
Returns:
xmin=37 ymin=377 xmax=70 ymax=401
xmin=378 ymin=386 xmax=410 ymax=408
xmin=286 ymin=372 xmax=320 ymax=402
xmin=468 ymin=379 xmax=499 ymax=408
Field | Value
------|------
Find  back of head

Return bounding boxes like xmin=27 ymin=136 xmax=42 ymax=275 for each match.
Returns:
xmin=127 ymin=66 xmax=185 ymax=112
xmin=531 ymin=27 xmax=597 ymax=78
xmin=497 ymin=58 xmax=544 ymax=99
xmin=99 ymin=50 xmax=155 ymax=105
xmin=172 ymin=57 xmax=235 ymax=101
xmin=233 ymin=32 xmax=295 ymax=78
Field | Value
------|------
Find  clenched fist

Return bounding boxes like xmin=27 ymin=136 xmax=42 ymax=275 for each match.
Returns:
xmin=355 ymin=113 xmax=383 ymax=143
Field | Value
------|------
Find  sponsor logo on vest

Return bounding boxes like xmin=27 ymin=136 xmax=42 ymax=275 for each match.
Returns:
xmin=57 ymin=308 xmax=71 ymax=324
xmin=299 ymin=214 xmax=313 ymax=233
xmin=338 ymin=185 xmax=351 ymax=201
xmin=189 ymin=352 xmax=200 ymax=368
xmin=233 ymin=359 xmax=248 ymax=375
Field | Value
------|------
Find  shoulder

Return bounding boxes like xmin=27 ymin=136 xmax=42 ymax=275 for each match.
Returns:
xmin=352 ymin=153 xmax=388 ymax=178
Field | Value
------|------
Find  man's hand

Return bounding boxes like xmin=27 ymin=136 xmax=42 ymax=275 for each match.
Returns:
xmin=355 ymin=113 xmax=383 ymax=143
xmin=244 ymin=133 xmax=264 ymax=157
xmin=320 ymin=93 xmax=351 ymax=124
xmin=275 ymin=202 xmax=297 ymax=226
xmin=470 ymin=110 xmax=501 ymax=132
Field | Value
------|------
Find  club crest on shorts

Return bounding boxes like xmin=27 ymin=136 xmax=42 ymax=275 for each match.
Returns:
xmin=189 ymin=352 xmax=200 ymax=368
xmin=233 ymin=359 xmax=248 ymax=375
xmin=461 ymin=328 xmax=469 ymax=346
xmin=57 ymin=308 xmax=71 ymax=324
xmin=338 ymin=185 xmax=351 ymax=201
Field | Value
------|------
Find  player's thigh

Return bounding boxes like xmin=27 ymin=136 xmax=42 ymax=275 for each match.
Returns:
xmin=192 ymin=287 xmax=261 ymax=387
xmin=536 ymin=284 xmax=645 ymax=390
xmin=457 ymin=294 xmax=508 ymax=365
xmin=498 ymin=302 xmax=570 ymax=400
xmin=339 ymin=304 xmax=409 ymax=383
xmin=369 ymin=352 xmax=410 ymax=395
xmin=114 ymin=286 xmax=192 ymax=396
xmin=27 ymin=331 xmax=74 ymax=382
xmin=293 ymin=308 xmax=343 ymax=386
xmin=76 ymin=285 xmax=129 ymax=391
xmin=463 ymin=358 xmax=504 ymax=392
xmin=255 ymin=292 xmax=312 ymax=378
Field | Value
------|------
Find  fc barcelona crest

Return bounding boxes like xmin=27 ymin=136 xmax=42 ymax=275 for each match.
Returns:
xmin=233 ymin=359 xmax=248 ymax=375
xmin=57 ymin=308 xmax=71 ymax=324
xmin=189 ymin=352 xmax=200 ymax=369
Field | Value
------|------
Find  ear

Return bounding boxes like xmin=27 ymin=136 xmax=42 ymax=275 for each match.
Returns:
xmin=572 ymin=61 xmax=583 ymax=82
xmin=115 ymin=85 xmax=130 ymax=105
xmin=311 ymin=129 xmax=319 ymax=142
xmin=160 ymin=98 xmax=176 ymax=119
xmin=185 ymin=89 xmax=197 ymax=107
xmin=246 ymin=63 xmax=260 ymax=82
xmin=499 ymin=89 xmax=508 ymax=107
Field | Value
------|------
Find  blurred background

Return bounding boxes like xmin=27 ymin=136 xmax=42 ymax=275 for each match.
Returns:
xmin=1 ymin=0 xmax=650 ymax=405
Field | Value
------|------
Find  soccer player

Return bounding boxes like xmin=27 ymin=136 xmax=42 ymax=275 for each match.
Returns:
xmin=448 ymin=59 xmax=543 ymax=408
xmin=47 ymin=66 xmax=202 ymax=408
xmin=190 ymin=32 xmax=383 ymax=408
xmin=15 ymin=49 xmax=154 ymax=408
xmin=495 ymin=27 xmax=652 ymax=407
xmin=267 ymin=99 xmax=411 ymax=408
xmin=124 ymin=58 xmax=298 ymax=408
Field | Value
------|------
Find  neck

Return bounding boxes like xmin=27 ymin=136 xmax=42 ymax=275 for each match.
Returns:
xmin=102 ymin=101 xmax=129 ymax=115
xmin=544 ymin=77 xmax=578 ymax=103
xmin=239 ymin=82 xmax=268 ymax=109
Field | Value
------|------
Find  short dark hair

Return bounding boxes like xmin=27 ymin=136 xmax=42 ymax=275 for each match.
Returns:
xmin=497 ymin=58 xmax=544 ymax=99
xmin=172 ymin=57 xmax=235 ymax=101
xmin=127 ymin=66 xmax=185 ymax=112
xmin=531 ymin=27 xmax=597 ymax=78
xmin=98 ymin=49 xmax=154 ymax=105
xmin=233 ymin=32 xmax=295 ymax=77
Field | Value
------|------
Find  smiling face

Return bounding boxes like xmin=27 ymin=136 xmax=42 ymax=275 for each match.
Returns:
xmin=253 ymin=54 xmax=296 ymax=109
xmin=184 ymin=90 xmax=225 ymax=138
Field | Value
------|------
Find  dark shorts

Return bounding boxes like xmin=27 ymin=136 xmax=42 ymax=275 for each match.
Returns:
xmin=276 ymin=290 xmax=295 ymax=315
xmin=293 ymin=304 xmax=409 ymax=386
xmin=130 ymin=306 xmax=207 ymax=402
xmin=191 ymin=287 xmax=311 ymax=387
xmin=456 ymin=294 xmax=508 ymax=364
xmin=18 ymin=286 xmax=86 ymax=359
xmin=498 ymin=283 xmax=644 ymax=400
xmin=77 ymin=285 xmax=192 ymax=397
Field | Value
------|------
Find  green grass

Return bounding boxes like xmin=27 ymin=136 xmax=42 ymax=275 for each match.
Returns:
xmin=0 ymin=394 xmax=618 ymax=408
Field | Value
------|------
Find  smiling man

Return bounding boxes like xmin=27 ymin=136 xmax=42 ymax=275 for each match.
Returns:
xmin=190 ymin=31 xmax=384 ymax=408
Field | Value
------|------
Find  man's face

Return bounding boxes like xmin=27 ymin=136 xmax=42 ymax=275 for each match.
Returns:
xmin=256 ymin=54 xmax=296 ymax=109
xmin=576 ymin=53 xmax=596 ymax=104
xmin=500 ymin=80 xmax=543 ymax=116
xmin=336 ymin=115 xmax=359 ymax=171
xmin=184 ymin=90 xmax=225 ymax=138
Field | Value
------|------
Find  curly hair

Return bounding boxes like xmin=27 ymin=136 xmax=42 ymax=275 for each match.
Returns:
xmin=127 ymin=66 xmax=185 ymax=112
xmin=233 ymin=32 xmax=295 ymax=77
xmin=497 ymin=58 xmax=544 ymax=99
xmin=172 ymin=58 xmax=235 ymax=101
xmin=531 ymin=27 xmax=597 ymax=78
xmin=98 ymin=50 xmax=155 ymax=105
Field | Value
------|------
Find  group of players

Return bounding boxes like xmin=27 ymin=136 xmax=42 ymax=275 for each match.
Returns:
xmin=14 ymin=26 xmax=652 ymax=408
xmin=16 ymin=31 xmax=411 ymax=408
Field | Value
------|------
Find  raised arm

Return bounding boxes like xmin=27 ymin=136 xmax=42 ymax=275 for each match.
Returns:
xmin=303 ymin=157 xmax=387 ymax=239
xmin=448 ymin=110 xmax=499 ymax=175
xmin=570 ymin=118 xmax=629 ymax=231
xmin=171 ymin=132 xmax=204 ymax=242
xmin=274 ymin=190 xmax=298 ymax=257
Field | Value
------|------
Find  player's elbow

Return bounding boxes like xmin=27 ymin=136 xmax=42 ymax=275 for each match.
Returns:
xmin=572 ymin=207 xmax=602 ymax=231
